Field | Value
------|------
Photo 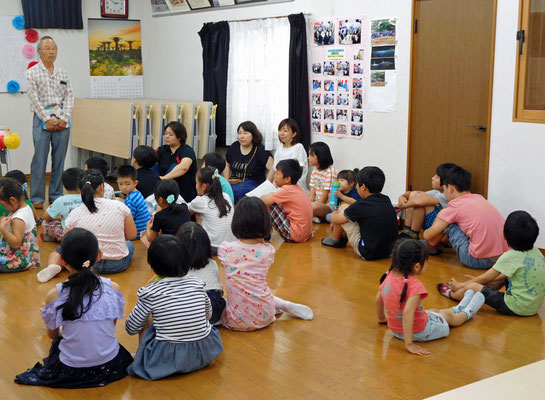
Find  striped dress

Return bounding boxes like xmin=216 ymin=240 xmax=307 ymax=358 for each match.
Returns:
xmin=124 ymin=190 xmax=151 ymax=238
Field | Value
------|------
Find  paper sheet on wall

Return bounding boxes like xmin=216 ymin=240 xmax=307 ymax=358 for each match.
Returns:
xmin=368 ymin=70 xmax=397 ymax=112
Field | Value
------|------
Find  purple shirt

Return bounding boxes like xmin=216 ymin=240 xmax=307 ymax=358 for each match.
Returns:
xmin=41 ymin=277 xmax=125 ymax=367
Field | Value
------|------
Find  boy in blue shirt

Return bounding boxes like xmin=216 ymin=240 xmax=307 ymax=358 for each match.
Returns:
xmin=42 ymin=168 xmax=83 ymax=241
xmin=116 ymin=165 xmax=151 ymax=239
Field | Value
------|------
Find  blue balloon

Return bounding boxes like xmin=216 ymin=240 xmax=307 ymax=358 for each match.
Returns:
xmin=12 ymin=15 xmax=25 ymax=30
xmin=7 ymin=80 xmax=20 ymax=94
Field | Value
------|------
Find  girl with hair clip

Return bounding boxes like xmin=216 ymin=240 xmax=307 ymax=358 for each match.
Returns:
xmin=126 ymin=235 xmax=223 ymax=381
xmin=308 ymin=141 xmax=337 ymax=223
xmin=141 ymin=179 xmax=191 ymax=247
xmin=15 ymin=228 xmax=133 ymax=388
xmin=39 ymin=170 xmax=137 ymax=282
xmin=177 ymin=222 xmax=226 ymax=325
xmin=0 ymin=178 xmax=40 ymax=272
xmin=376 ymin=239 xmax=485 ymax=356
xmin=2 ymin=170 xmax=42 ymax=224
xmin=219 ymin=197 xmax=313 ymax=331
xmin=188 ymin=167 xmax=235 ymax=255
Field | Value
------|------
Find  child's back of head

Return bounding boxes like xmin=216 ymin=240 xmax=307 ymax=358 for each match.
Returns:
xmin=202 ymin=152 xmax=226 ymax=174
xmin=133 ymin=145 xmax=158 ymax=169
xmin=85 ymin=157 xmax=109 ymax=179
xmin=148 ymin=234 xmax=190 ymax=277
xmin=154 ymin=180 xmax=186 ymax=214
xmin=79 ymin=169 xmax=104 ymax=213
xmin=442 ymin=165 xmax=471 ymax=192
xmin=232 ymin=197 xmax=271 ymax=241
xmin=62 ymin=168 xmax=82 ymax=192
xmin=276 ymin=159 xmax=302 ymax=185
xmin=197 ymin=167 xmax=231 ymax=217
xmin=504 ymin=210 xmax=539 ymax=252
xmin=177 ymin=222 xmax=212 ymax=270
xmin=0 ymin=178 xmax=23 ymax=203
xmin=356 ymin=166 xmax=385 ymax=193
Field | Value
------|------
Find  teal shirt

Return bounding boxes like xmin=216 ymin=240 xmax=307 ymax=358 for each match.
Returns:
xmin=0 ymin=199 xmax=33 ymax=217
xmin=46 ymin=194 xmax=83 ymax=229
xmin=219 ymin=175 xmax=234 ymax=204
xmin=493 ymin=247 xmax=545 ymax=316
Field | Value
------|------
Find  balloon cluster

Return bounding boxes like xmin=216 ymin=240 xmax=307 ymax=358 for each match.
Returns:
xmin=0 ymin=131 xmax=21 ymax=150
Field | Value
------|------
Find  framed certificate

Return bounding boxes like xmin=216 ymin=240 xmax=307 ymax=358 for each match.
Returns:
xmin=235 ymin=0 xmax=267 ymax=4
xmin=186 ymin=0 xmax=213 ymax=9
xmin=165 ymin=0 xmax=191 ymax=12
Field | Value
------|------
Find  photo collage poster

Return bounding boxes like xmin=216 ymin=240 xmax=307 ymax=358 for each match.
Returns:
xmin=310 ymin=17 xmax=366 ymax=139
xmin=368 ymin=18 xmax=397 ymax=112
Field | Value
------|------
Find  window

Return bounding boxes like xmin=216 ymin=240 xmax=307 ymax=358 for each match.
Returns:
xmin=514 ymin=0 xmax=545 ymax=122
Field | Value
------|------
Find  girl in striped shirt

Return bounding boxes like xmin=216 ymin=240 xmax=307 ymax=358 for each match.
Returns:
xmin=125 ymin=235 xmax=223 ymax=381
xmin=308 ymin=142 xmax=337 ymax=223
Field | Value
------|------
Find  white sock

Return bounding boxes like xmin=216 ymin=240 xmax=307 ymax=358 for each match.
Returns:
xmin=463 ymin=292 xmax=485 ymax=320
xmin=273 ymin=296 xmax=314 ymax=320
xmin=37 ymin=264 xmax=62 ymax=283
xmin=452 ymin=289 xmax=475 ymax=313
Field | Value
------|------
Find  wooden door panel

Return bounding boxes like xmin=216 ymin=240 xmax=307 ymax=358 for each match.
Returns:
xmin=409 ymin=0 xmax=496 ymax=195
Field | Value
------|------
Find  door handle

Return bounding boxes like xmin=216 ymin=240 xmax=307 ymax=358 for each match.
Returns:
xmin=467 ymin=125 xmax=487 ymax=132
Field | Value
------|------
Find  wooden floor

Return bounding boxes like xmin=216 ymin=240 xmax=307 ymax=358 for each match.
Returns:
xmin=2 ymin=216 xmax=545 ymax=399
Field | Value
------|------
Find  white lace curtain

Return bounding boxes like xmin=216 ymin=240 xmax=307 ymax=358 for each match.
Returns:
xmin=225 ymin=18 xmax=290 ymax=151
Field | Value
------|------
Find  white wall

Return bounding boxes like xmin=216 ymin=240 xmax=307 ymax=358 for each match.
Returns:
xmin=488 ymin=0 xmax=545 ymax=248
xmin=0 ymin=1 xmax=147 ymax=174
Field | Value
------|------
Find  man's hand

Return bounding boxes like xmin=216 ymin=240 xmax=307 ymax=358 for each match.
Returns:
xmin=45 ymin=118 xmax=58 ymax=131
xmin=56 ymin=119 xmax=67 ymax=131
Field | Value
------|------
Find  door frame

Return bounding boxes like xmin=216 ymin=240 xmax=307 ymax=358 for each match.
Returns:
xmin=406 ymin=0 xmax=498 ymax=197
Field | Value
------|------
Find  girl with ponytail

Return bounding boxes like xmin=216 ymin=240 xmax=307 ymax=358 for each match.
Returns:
xmin=38 ymin=169 xmax=137 ymax=282
xmin=188 ymin=167 xmax=235 ymax=254
xmin=140 ymin=179 xmax=191 ymax=247
xmin=376 ymin=239 xmax=485 ymax=356
xmin=15 ymin=228 xmax=133 ymax=388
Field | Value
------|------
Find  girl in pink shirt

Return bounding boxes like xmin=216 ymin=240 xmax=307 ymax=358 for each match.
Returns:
xmin=376 ymin=240 xmax=485 ymax=355
xmin=219 ymin=197 xmax=313 ymax=331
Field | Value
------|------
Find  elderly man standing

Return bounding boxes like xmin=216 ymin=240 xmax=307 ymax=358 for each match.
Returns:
xmin=26 ymin=36 xmax=74 ymax=208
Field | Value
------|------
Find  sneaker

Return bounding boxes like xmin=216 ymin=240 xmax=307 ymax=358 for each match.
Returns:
xmin=321 ymin=236 xmax=348 ymax=248
xmin=437 ymin=283 xmax=452 ymax=298
xmin=420 ymin=239 xmax=442 ymax=256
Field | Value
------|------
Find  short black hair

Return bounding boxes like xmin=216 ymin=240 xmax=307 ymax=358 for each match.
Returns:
xmin=62 ymin=168 xmax=82 ymax=191
xmin=442 ymin=165 xmax=471 ymax=192
xmin=5 ymin=170 xmax=27 ymax=185
xmin=309 ymin=142 xmax=334 ymax=170
xmin=202 ymin=152 xmax=226 ymax=173
xmin=116 ymin=164 xmax=137 ymax=181
xmin=237 ymin=121 xmax=263 ymax=146
xmin=276 ymin=159 xmax=302 ymax=185
xmin=133 ymin=145 xmax=158 ymax=169
xmin=231 ymin=197 xmax=271 ymax=240
xmin=337 ymin=168 xmax=359 ymax=183
xmin=355 ymin=166 xmax=385 ymax=193
xmin=85 ymin=157 xmax=108 ymax=178
xmin=504 ymin=210 xmax=539 ymax=251
xmin=436 ymin=163 xmax=458 ymax=186
xmin=147 ymin=235 xmax=190 ymax=277
xmin=278 ymin=118 xmax=301 ymax=144
xmin=177 ymin=222 xmax=212 ymax=270
xmin=165 ymin=121 xmax=188 ymax=145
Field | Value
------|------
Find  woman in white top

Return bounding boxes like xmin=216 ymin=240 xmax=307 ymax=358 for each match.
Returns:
xmin=267 ymin=118 xmax=309 ymax=193
xmin=189 ymin=167 xmax=235 ymax=254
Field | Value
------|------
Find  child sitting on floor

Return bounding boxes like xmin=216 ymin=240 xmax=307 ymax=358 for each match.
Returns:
xmin=219 ymin=197 xmax=313 ymax=331
xmin=396 ymin=163 xmax=456 ymax=245
xmin=308 ymin=142 xmax=337 ymax=223
xmin=423 ymin=166 xmax=508 ymax=269
xmin=42 ymin=168 xmax=82 ymax=242
xmin=125 ymin=235 xmax=223 ymax=381
xmin=322 ymin=166 xmax=398 ymax=260
xmin=15 ymin=228 xmax=133 ymax=388
xmin=85 ymin=156 xmax=115 ymax=200
xmin=132 ymin=145 xmax=160 ymax=199
xmin=325 ymin=168 xmax=361 ymax=222
xmin=2 ymin=170 xmax=41 ymax=224
xmin=376 ymin=240 xmax=485 ymax=355
xmin=438 ymin=210 xmax=545 ymax=316
xmin=261 ymin=159 xmax=313 ymax=243
xmin=0 ymin=178 xmax=40 ymax=272
xmin=202 ymin=152 xmax=234 ymax=204
xmin=116 ymin=165 xmax=151 ymax=239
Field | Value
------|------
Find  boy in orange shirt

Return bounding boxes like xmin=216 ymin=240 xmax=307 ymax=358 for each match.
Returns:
xmin=261 ymin=159 xmax=313 ymax=243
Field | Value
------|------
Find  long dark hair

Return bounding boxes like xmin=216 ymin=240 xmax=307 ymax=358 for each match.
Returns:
xmin=177 ymin=222 xmax=212 ymax=270
xmin=198 ymin=167 xmax=231 ymax=218
xmin=79 ymin=169 xmax=104 ymax=213
xmin=57 ymin=228 xmax=102 ymax=321
xmin=154 ymin=179 xmax=186 ymax=214
xmin=380 ymin=240 xmax=429 ymax=305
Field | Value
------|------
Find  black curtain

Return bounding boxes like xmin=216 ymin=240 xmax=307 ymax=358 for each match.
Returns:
xmin=198 ymin=21 xmax=230 ymax=147
xmin=22 ymin=0 xmax=83 ymax=29
xmin=288 ymin=13 xmax=310 ymax=151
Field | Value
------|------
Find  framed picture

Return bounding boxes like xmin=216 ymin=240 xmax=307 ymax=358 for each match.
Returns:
xmin=165 ymin=0 xmax=191 ymax=12
xmin=235 ymin=0 xmax=266 ymax=4
xmin=186 ymin=0 xmax=213 ymax=9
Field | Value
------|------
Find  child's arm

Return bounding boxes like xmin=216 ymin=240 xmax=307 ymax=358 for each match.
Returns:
xmin=330 ymin=208 xmax=349 ymax=225
xmin=124 ymin=214 xmax=137 ymax=241
xmin=335 ymin=190 xmax=357 ymax=205
xmin=143 ymin=218 xmax=158 ymax=243
xmin=0 ymin=217 xmax=24 ymax=249
xmin=318 ymin=189 xmax=330 ymax=204
xmin=125 ymin=294 xmax=153 ymax=335
xmin=261 ymin=194 xmax=275 ymax=207
xmin=402 ymin=295 xmax=431 ymax=356
xmin=266 ymin=168 xmax=275 ymax=182
xmin=397 ymin=191 xmax=411 ymax=209
xmin=423 ymin=217 xmax=449 ymax=246
xmin=450 ymin=267 xmax=505 ymax=292
xmin=43 ymin=209 xmax=54 ymax=221
xmin=308 ymin=187 xmax=317 ymax=202
xmin=375 ymin=291 xmax=387 ymax=324
xmin=405 ymin=194 xmax=440 ymax=209
xmin=44 ymin=288 xmax=60 ymax=339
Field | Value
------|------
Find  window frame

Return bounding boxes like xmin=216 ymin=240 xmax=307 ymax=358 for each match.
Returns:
xmin=513 ymin=0 xmax=545 ymax=123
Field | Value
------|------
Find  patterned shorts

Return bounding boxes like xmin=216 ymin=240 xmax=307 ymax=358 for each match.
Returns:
xmin=43 ymin=220 xmax=64 ymax=242
xmin=423 ymin=205 xmax=441 ymax=230
xmin=269 ymin=203 xmax=292 ymax=242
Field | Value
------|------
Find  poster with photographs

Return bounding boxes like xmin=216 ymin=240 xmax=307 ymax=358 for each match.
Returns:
xmin=369 ymin=18 xmax=397 ymax=112
xmin=310 ymin=16 xmax=368 ymax=139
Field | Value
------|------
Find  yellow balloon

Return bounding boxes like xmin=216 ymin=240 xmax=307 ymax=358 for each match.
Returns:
xmin=4 ymin=132 xmax=21 ymax=149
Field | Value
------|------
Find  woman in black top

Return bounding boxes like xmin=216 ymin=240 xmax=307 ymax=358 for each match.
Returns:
xmin=155 ymin=121 xmax=198 ymax=202
xmin=223 ymin=121 xmax=274 ymax=203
